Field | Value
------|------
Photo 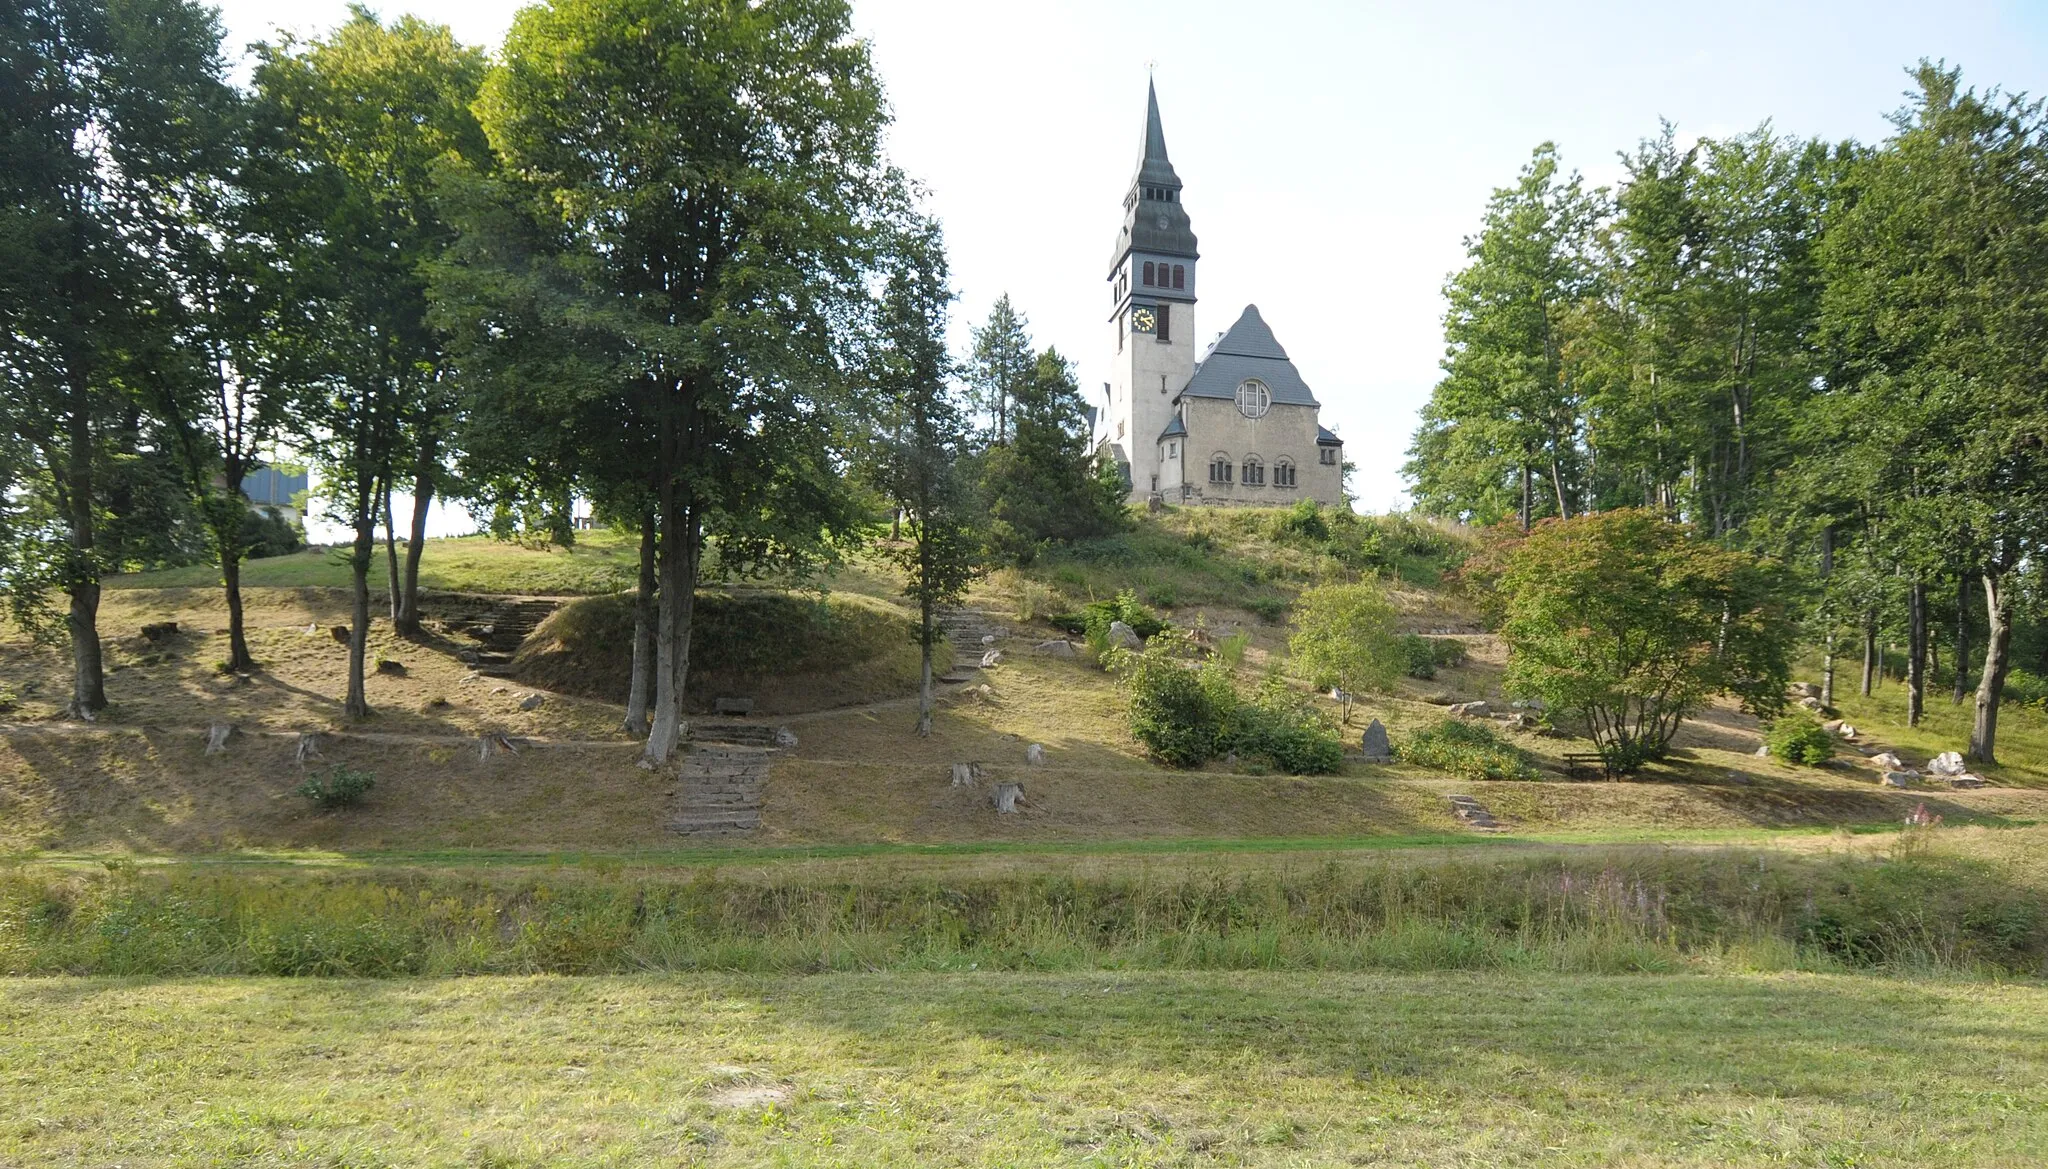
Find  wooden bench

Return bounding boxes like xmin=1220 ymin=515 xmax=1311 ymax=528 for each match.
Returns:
xmin=714 ymin=696 xmax=755 ymax=717
xmin=1562 ymin=752 xmax=1608 ymax=779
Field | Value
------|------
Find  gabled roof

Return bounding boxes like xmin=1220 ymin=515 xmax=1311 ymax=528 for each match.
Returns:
xmin=1156 ymin=413 xmax=1187 ymax=443
xmin=1178 ymin=305 xmax=1319 ymax=408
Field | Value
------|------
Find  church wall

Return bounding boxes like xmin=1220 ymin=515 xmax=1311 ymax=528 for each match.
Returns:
xmin=1107 ymin=296 xmax=1194 ymax=499
xmin=1176 ymin=398 xmax=1341 ymax=508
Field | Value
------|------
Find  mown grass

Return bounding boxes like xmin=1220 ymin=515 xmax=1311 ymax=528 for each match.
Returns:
xmin=6 ymin=832 xmax=2041 ymax=977
xmin=4 ymin=970 xmax=2045 ymax=1166
xmin=1820 ymin=666 xmax=2048 ymax=787
xmin=103 ymin=530 xmax=644 ymax=595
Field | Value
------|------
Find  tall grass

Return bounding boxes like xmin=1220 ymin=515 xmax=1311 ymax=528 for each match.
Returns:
xmin=3 ymin=846 xmax=2039 ymax=978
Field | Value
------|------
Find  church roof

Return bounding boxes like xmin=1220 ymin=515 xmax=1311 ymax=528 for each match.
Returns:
xmin=1317 ymin=425 xmax=1343 ymax=446
xmin=1178 ymin=305 xmax=1320 ymax=408
xmin=1108 ymin=79 xmax=1198 ymax=272
xmin=1156 ymin=413 xmax=1187 ymax=443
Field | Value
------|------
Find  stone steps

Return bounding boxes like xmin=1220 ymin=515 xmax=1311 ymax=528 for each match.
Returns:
xmin=671 ymin=741 xmax=774 ymax=838
xmin=935 ymin=607 xmax=1003 ymax=681
xmin=1447 ymin=794 xmax=1505 ymax=831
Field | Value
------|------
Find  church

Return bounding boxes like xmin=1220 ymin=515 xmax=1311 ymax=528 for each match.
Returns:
xmin=1098 ymin=81 xmax=1345 ymax=508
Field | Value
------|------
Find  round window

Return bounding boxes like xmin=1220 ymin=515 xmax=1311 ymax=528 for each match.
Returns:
xmin=1236 ymin=379 xmax=1271 ymax=419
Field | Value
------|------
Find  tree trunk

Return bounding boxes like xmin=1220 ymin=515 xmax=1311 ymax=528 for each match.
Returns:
xmin=1906 ymin=580 xmax=1926 ymax=727
xmin=1821 ymin=627 xmax=1835 ymax=709
xmin=1860 ymin=614 xmax=1876 ymax=698
xmin=397 ymin=436 xmax=435 ymax=637
xmin=61 ymin=388 xmax=107 ymax=716
xmin=1969 ymin=570 xmax=2013 ymax=764
xmin=1953 ymin=572 xmax=1973 ymax=705
xmin=644 ymin=498 xmax=700 ymax=765
xmin=916 ymin=594 xmax=935 ymax=737
xmin=622 ymin=511 xmax=657 ymax=737
xmin=1549 ymin=453 xmax=1570 ymax=520
xmin=382 ymin=485 xmax=401 ymax=624
xmin=220 ymin=545 xmax=252 ymax=673
xmin=345 ymin=512 xmax=375 ymax=720
xmin=1519 ymin=459 xmax=1532 ymax=533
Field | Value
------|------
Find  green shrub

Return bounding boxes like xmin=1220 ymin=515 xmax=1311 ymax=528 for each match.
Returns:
xmin=1229 ymin=680 xmax=1344 ymax=775
xmin=295 ymin=765 xmax=377 ymax=809
xmin=1082 ymin=589 xmax=1165 ymax=643
xmin=1399 ymin=720 xmax=1538 ymax=782
xmin=1766 ymin=716 xmax=1835 ymax=766
xmin=1216 ymin=630 xmax=1250 ymax=666
xmin=1117 ymin=636 xmax=1231 ymax=767
xmin=1247 ymin=596 xmax=1286 ymax=624
xmin=2006 ymin=668 xmax=2048 ymax=709
xmin=1272 ymin=499 xmax=1330 ymax=543
xmin=1401 ymin=634 xmax=1438 ymax=679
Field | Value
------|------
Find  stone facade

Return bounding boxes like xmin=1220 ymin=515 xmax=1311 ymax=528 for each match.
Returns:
xmin=1174 ymin=397 xmax=1344 ymax=507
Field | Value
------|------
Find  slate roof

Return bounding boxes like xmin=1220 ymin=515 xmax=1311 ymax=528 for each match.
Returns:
xmin=1156 ymin=413 xmax=1187 ymax=443
xmin=1177 ymin=305 xmax=1320 ymax=408
xmin=1317 ymin=425 xmax=1343 ymax=446
xmin=1108 ymin=80 xmax=1198 ymax=271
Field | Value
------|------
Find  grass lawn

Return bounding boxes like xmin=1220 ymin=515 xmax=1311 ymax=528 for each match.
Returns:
xmin=4 ymin=970 xmax=2043 ymax=1166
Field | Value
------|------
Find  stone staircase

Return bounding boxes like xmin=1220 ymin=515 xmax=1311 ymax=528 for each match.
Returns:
xmin=447 ymin=597 xmax=563 ymax=676
xmin=935 ymin=607 xmax=1003 ymax=683
xmin=689 ymin=721 xmax=783 ymax=748
xmin=1447 ymin=794 xmax=1505 ymax=832
xmin=670 ymin=743 xmax=773 ymax=836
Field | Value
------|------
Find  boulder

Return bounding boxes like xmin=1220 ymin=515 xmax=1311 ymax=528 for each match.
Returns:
xmin=980 ymin=649 xmax=1003 ymax=668
xmin=1501 ymin=712 xmax=1539 ymax=731
xmin=1797 ymin=695 xmax=1823 ymax=710
xmin=1871 ymin=752 xmax=1909 ymax=772
xmin=1359 ymin=719 xmax=1392 ymax=763
xmin=774 ymin=727 xmax=799 ymax=749
xmin=981 ymin=633 xmax=997 ymax=647
xmin=1948 ymin=773 xmax=1988 ymax=789
xmin=1106 ymin=620 xmax=1143 ymax=651
xmin=1789 ymin=681 xmax=1822 ymax=700
xmin=1754 ymin=745 xmax=1771 ymax=758
xmin=1928 ymin=751 xmax=1968 ymax=777
xmin=1035 ymin=639 xmax=1077 ymax=658
xmin=518 ymin=692 xmax=545 ymax=712
xmin=1447 ymin=701 xmax=1490 ymax=718
xmin=1510 ymin=698 xmax=1547 ymax=712
xmin=1836 ymin=723 xmax=1857 ymax=740
xmin=1881 ymin=771 xmax=1914 ymax=788
xmin=375 ymin=659 xmax=406 ymax=676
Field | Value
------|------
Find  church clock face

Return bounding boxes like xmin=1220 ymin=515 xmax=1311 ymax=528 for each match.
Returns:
xmin=1131 ymin=305 xmax=1156 ymax=334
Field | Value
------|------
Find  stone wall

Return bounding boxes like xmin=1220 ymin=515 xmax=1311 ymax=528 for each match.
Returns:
xmin=1173 ymin=397 xmax=1342 ymax=507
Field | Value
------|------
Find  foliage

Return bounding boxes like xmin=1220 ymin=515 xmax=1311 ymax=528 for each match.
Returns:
xmin=1228 ymin=679 xmax=1345 ymax=775
xmin=1400 ymin=634 xmax=1468 ymax=679
xmin=1288 ymin=582 xmax=1405 ymax=720
xmin=1115 ymin=631 xmax=1340 ymax=773
xmin=1398 ymin=719 xmax=1540 ymax=782
xmin=979 ymin=348 xmax=1127 ymax=560
xmin=1082 ymin=589 xmax=1165 ymax=643
xmin=239 ymin=509 xmax=305 ymax=561
xmin=1765 ymin=715 xmax=1836 ymax=766
xmin=1499 ymin=510 xmax=1793 ymax=774
xmin=964 ymin=294 xmax=1034 ymax=444
xmin=294 ymin=765 xmax=377 ymax=809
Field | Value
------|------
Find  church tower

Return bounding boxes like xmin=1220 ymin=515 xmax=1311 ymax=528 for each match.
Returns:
xmin=1103 ymin=79 xmax=1198 ymax=501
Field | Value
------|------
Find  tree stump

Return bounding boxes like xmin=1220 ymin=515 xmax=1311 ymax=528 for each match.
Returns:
xmin=203 ymin=722 xmax=237 ymax=755
xmin=950 ymin=763 xmax=980 ymax=787
xmin=993 ymin=782 xmax=1022 ymax=813
xmin=1025 ymin=743 xmax=1045 ymax=766
xmin=293 ymin=732 xmax=323 ymax=766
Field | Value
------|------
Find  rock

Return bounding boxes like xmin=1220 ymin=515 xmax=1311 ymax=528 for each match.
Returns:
xmin=491 ymin=685 xmax=508 ymax=694
xmin=1754 ymin=745 xmax=1771 ymax=757
xmin=375 ymin=659 xmax=406 ymax=676
xmin=460 ymin=671 xmax=481 ymax=684
xmin=1881 ymin=771 xmax=1914 ymax=788
xmin=993 ymin=782 xmax=1022 ymax=814
xmin=1510 ymin=698 xmax=1547 ymax=712
xmin=1025 ymin=742 xmax=1046 ymax=766
xmin=1822 ymin=719 xmax=1845 ymax=734
xmin=981 ymin=634 xmax=997 ymax=647
xmin=1035 ymin=639 xmax=1077 ymax=658
xmin=1106 ymin=620 xmax=1143 ymax=651
xmin=1928 ymin=751 xmax=1968 ymax=777
xmin=1837 ymin=723 xmax=1857 ymax=740
xmin=980 ymin=649 xmax=1003 ymax=668
xmin=329 ymin=625 xmax=350 ymax=646
xmin=1797 ymin=695 xmax=1822 ymax=710
xmin=518 ymin=692 xmax=545 ymax=712
xmin=1949 ymin=773 xmax=1988 ymax=789
xmin=1359 ymin=719 xmax=1392 ymax=763
xmin=1501 ymin=712 xmax=1539 ymax=731
xmin=774 ymin=727 xmax=798 ymax=749
xmin=1448 ymin=701 xmax=1489 ymax=718
xmin=1790 ymin=682 xmax=1822 ymax=700
xmin=1872 ymin=752 xmax=1907 ymax=771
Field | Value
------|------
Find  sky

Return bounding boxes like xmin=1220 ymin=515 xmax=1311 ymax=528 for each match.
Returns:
xmin=209 ymin=0 xmax=2048 ymax=534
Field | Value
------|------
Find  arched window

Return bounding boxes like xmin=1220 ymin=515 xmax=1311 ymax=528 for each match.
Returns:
xmin=1172 ymin=264 xmax=1185 ymax=290
xmin=1208 ymin=454 xmax=1232 ymax=484
xmin=1242 ymin=457 xmax=1265 ymax=487
xmin=1235 ymin=379 xmax=1271 ymax=419
xmin=1142 ymin=261 xmax=1155 ymax=285
xmin=1274 ymin=460 xmax=1296 ymax=488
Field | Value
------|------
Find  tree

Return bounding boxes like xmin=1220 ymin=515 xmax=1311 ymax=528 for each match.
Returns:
xmin=1816 ymin=64 xmax=2048 ymax=763
xmin=1287 ymin=582 xmax=1405 ymax=724
xmin=1499 ymin=510 xmax=1792 ymax=775
xmin=964 ymin=294 xmax=1033 ymax=445
xmin=253 ymin=12 xmax=490 ymax=716
xmin=979 ymin=348 xmax=1126 ymax=560
xmin=0 ymin=0 xmax=236 ymax=716
xmin=475 ymin=0 xmax=898 ymax=763
xmin=1407 ymin=145 xmax=1601 ymax=528
xmin=868 ymin=220 xmax=981 ymax=735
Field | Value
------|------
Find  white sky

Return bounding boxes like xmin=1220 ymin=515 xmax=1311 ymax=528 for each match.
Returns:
xmin=213 ymin=0 xmax=2048 ymax=533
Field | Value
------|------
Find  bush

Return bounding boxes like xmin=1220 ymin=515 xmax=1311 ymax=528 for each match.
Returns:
xmin=1247 ymin=596 xmax=1286 ymax=624
xmin=1399 ymin=720 xmax=1538 ymax=782
xmin=2006 ymin=668 xmax=2048 ymax=709
xmin=1230 ymin=680 xmax=1344 ymax=775
xmin=239 ymin=506 xmax=305 ymax=560
xmin=1766 ymin=716 xmax=1835 ymax=766
xmin=1401 ymin=634 xmax=1436 ymax=679
xmin=1116 ymin=634 xmax=1342 ymax=774
xmin=1083 ymin=589 xmax=1165 ymax=644
xmin=295 ymin=765 xmax=376 ymax=809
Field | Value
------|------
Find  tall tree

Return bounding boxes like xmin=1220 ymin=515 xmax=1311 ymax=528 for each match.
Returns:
xmin=474 ymin=0 xmax=898 ymax=763
xmin=253 ymin=12 xmax=490 ymax=715
xmin=1817 ymin=64 xmax=2048 ymax=764
xmin=965 ymin=294 xmax=1033 ymax=445
xmin=869 ymin=220 xmax=980 ymax=735
xmin=1407 ymin=145 xmax=1601 ymax=528
xmin=0 ymin=0 xmax=236 ymax=715
xmin=979 ymin=347 xmax=1127 ymax=560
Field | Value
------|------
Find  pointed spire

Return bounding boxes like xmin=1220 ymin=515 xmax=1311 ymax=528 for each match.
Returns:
xmin=1142 ymin=76 xmax=1170 ymax=166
